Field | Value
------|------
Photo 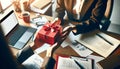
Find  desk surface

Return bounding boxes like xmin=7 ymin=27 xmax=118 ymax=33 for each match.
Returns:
xmin=11 ymin=11 xmax=120 ymax=69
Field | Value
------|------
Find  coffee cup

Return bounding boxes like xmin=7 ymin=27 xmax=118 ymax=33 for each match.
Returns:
xmin=22 ymin=11 xmax=30 ymax=23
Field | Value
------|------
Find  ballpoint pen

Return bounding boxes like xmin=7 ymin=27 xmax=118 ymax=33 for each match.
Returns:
xmin=70 ymin=57 xmax=85 ymax=69
xmin=96 ymin=34 xmax=114 ymax=46
xmin=74 ymin=59 xmax=85 ymax=69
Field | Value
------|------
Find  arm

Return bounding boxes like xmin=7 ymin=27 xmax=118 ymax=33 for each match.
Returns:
xmin=41 ymin=33 xmax=67 ymax=69
xmin=62 ymin=0 xmax=107 ymax=35
xmin=40 ymin=43 xmax=58 ymax=69
xmin=16 ymin=45 xmax=34 ymax=64
xmin=16 ymin=31 xmax=44 ymax=64
xmin=74 ymin=0 xmax=108 ymax=34
xmin=54 ymin=0 xmax=65 ymax=25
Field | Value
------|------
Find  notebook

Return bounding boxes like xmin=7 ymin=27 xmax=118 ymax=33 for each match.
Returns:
xmin=0 ymin=10 xmax=37 ymax=49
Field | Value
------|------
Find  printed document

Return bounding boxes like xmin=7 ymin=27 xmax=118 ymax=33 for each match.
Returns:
xmin=22 ymin=54 xmax=43 ymax=69
xmin=56 ymin=56 xmax=93 ymax=69
xmin=76 ymin=30 xmax=120 ymax=58
xmin=61 ymin=32 xmax=93 ymax=57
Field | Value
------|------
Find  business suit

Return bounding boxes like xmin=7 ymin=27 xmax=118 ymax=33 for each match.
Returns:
xmin=55 ymin=0 xmax=107 ymax=34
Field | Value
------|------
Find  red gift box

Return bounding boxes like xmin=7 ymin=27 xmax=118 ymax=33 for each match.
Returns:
xmin=38 ymin=20 xmax=62 ymax=45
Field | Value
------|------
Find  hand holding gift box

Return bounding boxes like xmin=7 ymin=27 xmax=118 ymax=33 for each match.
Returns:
xmin=37 ymin=19 xmax=62 ymax=45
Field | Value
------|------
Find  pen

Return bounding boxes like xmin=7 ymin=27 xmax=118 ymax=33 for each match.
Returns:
xmin=74 ymin=59 xmax=85 ymax=69
xmin=70 ymin=57 xmax=85 ymax=69
xmin=96 ymin=34 xmax=114 ymax=46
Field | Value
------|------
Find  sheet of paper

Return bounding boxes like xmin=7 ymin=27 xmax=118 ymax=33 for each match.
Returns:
xmin=61 ymin=32 xmax=93 ymax=57
xmin=61 ymin=31 xmax=79 ymax=48
xmin=71 ymin=56 xmax=93 ymax=69
xmin=87 ymin=55 xmax=104 ymax=63
xmin=57 ymin=56 xmax=81 ymax=69
xmin=70 ymin=44 xmax=93 ymax=57
xmin=57 ymin=56 xmax=93 ymax=69
xmin=22 ymin=54 xmax=43 ymax=69
xmin=87 ymin=55 xmax=104 ymax=69
xmin=34 ymin=43 xmax=50 ymax=54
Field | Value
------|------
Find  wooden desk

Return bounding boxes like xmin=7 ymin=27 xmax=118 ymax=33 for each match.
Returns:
xmin=11 ymin=11 xmax=120 ymax=68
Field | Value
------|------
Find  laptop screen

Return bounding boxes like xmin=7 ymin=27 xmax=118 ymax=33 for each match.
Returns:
xmin=0 ymin=10 xmax=18 ymax=36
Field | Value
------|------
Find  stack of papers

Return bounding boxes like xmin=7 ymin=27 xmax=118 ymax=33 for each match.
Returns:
xmin=31 ymin=0 xmax=52 ymax=9
xmin=30 ymin=0 xmax=53 ymax=14
xmin=76 ymin=30 xmax=120 ymax=58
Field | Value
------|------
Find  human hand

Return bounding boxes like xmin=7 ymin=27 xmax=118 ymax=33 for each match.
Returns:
xmin=51 ymin=18 xmax=61 ymax=25
xmin=46 ymin=43 xmax=58 ymax=57
xmin=62 ymin=25 xmax=76 ymax=40
xmin=46 ymin=31 xmax=67 ymax=57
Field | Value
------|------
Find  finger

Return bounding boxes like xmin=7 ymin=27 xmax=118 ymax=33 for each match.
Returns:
xmin=62 ymin=28 xmax=71 ymax=36
xmin=51 ymin=43 xmax=60 ymax=55
xmin=62 ymin=31 xmax=70 ymax=38
xmin=62 ymin=26 xmax=72 ymax=35
xmin=62 ymin=27 xmax=70 ymax=33
xmin=61 ymin=36 xmax=67 ymax=42
xmin=58 ymin=34 xmax=68 ymax=44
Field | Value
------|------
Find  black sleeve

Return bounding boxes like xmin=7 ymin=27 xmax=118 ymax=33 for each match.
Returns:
xmin=16 ymin=45 xmax=34 ymax=64
xmin=41 ymin=57 xmax=56 ymax=69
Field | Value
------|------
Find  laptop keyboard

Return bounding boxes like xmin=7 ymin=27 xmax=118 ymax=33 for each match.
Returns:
xmin=8 ymin=26 xmax=36 ymax=49
xmin=14 ymin=28 xmax=36 ymax=49
xmin=9 ymin=26 xmax=28 ymax=46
